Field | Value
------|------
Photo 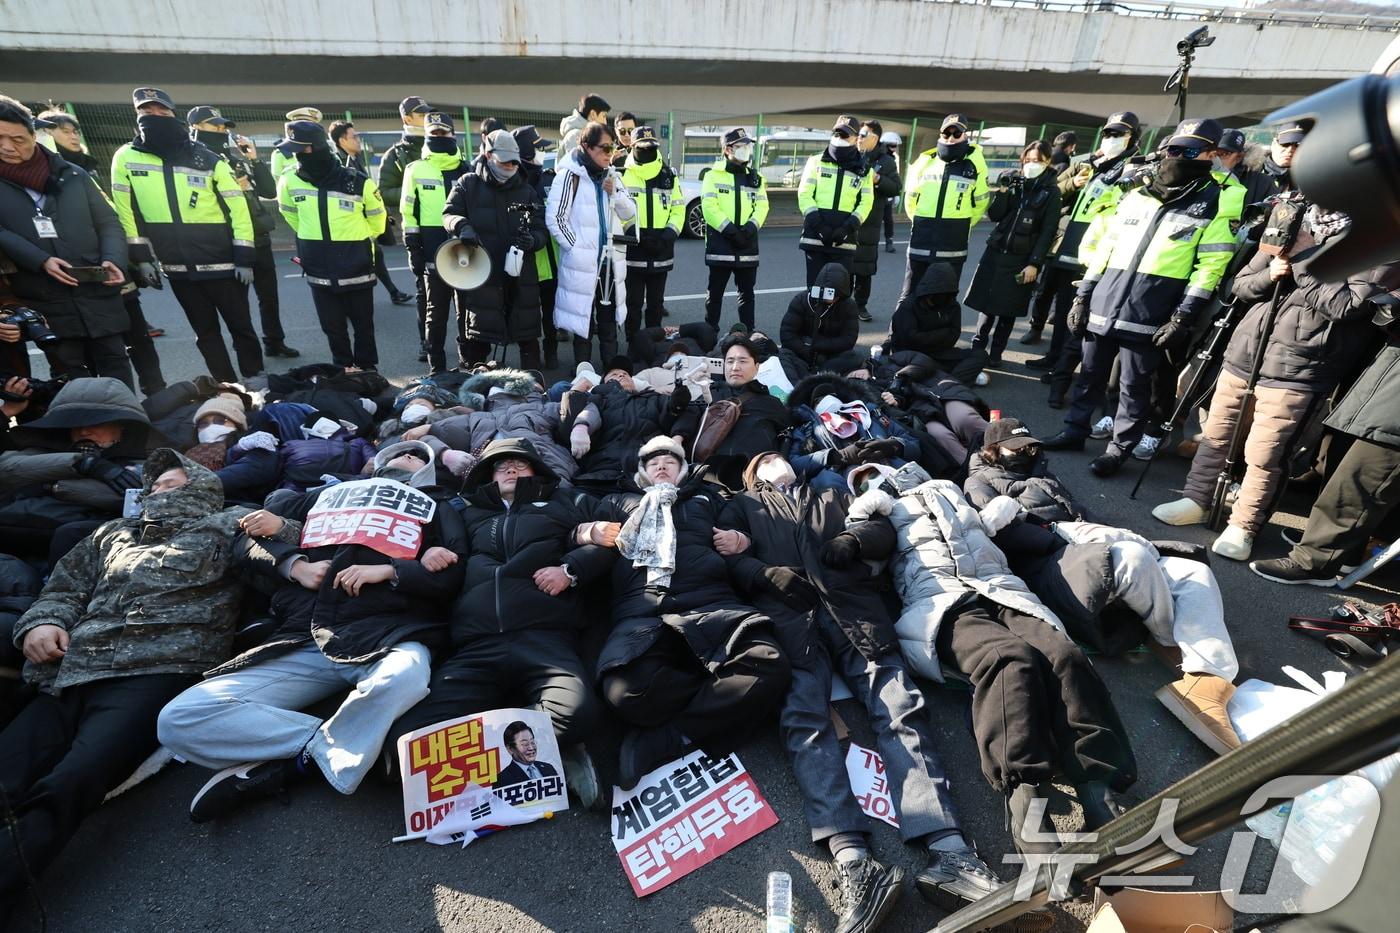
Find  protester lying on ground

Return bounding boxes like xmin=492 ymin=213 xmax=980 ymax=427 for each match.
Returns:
xmin=570 ymin=357 xmax=693 ymax=493
xmin=235 ymin=401 xmax=377 ymax=494
xmin=784 ymin=371 xmax=920 ymax=492
xmin=158 ymin=441 xmax=467 ymax=821
xmin=375 ymin=380 xmax=474 ymax=442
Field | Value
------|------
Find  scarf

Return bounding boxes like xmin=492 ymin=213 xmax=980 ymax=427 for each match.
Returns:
xmin=1305 ymin=204 xmax=1350 ymax=244
xmin=133 ymin=114 xmax=190 ymax=160
xmin=616 ymin=482 xmax=679 ymax=587
xmin=827 ymin=142 xmax=862 ymax=168
xmin=0 ymin=146 xmax=52 ymax=193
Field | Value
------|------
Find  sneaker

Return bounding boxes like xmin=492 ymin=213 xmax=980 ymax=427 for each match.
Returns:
xmin=833 ymin=856 xmax=904 ymax=933
xmin=560 ymin=743 xmax=601 ymax=811
xmin=1042 ymin=431 xmax=1086 ymax=452
xmin=1212 ymin=526 xmax=1254 ymax=561
xmin=1089 ymin=446 xmax=1128 ymax=477
xmin=857 ymin=307 xmax=873 ymax=323
xmin=975 ymin=372 xmax=990 ymax=387
xmin=1132 ymin=434 xmax=1161 ymax=461
xmin=1156 ymin=674 xmax=1242 ymax=756
xmin=1152 ymin=497 xmax=1207 ymax=526
xmin=884 ymin=239 xmax=896 ymax=254
xmin=1250 ymin=556 xmax=1342 ymax=587
xmin=189 ymin=759 xmax=293 ymax=823
xmin=916 ymin=848 xmax=999 ymax=909
xmin=1089 ymin=415 xmax=1114 ymax=440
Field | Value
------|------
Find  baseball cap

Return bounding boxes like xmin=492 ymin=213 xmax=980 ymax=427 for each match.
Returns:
xmin=280 ymin=120 xmax=329 ymax=153
xmin=1103 ymin=111 xmax=1140 ymax=134
xmin=187 ymin=106 xmax=233 ymax=128
xmin=832 ymin=115 xmax=861 ymax=138
xmin=941 ymin=114 xmax=969 ymax=133
xmin=132 ymin=87 xmax=176 ymax=111
xmin=722 ymin=127 xmax=756 ymax=147
xmin=484 ymin=129 xmax=521 ymax=162
xmin=1166 ymin=117 xmax=1224 ymax=149
xmin=1217 ymin=128 xmax=1246 ymax=153
xmin=425 ymin=112 xmax=456 ymax=133
xmin=399 ymin=96 xmax=432 ymax=118
xmin=285 ymin=107 xmax=323 ymax=123
xmin=983 ymin=417 xmax=1040 ymax=450
xmin=1275 ymin=123 xmax=1306 ymax=145
xmin=632 ymin=126 xmax=659 ymax=147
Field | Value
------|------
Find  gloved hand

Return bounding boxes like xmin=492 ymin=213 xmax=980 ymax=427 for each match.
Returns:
xmin=236 ymin=430 xmax=279 ymax=453
xmin=1068 ymin=295 xmax=1090 ymax=338
xmin=660 ymin=227 xmax=679 ymax=245
xmin=836 ymin=214 xmax=860 ymax=243
xmin=729 ymin=224 xmax=751 ymax=249
xmin=569 ymin=424 xmax=591 ymax=459
xmin=74 ymin=454 xmax=142 ymax=494
xmin=441 ymin=449 xmax=477 ymax=478
xmin=820 ymin=534 xmax=861 ymax=569
xmin=980 ymin=495 xmax=1024 ymax=535
xmin=234 ymin=266 xmax=254 ymax=286
xmin=818 ymin=224 xmax=837 ymax=246
xmin=1152 ymin=313 xmax=1192 ymax=352
xmin=134 ymin=262 xmax=160 ymax=289
xmin=513 ymin=229 xmax=535 ymax=251
xmin=761 ymin=566 xmax=820 ymax=611
xmin=457 ymin=226 xmax=480 ymax=248
xmin=858 ymin=437 xmax=904 ymax=463
xmin=741 ymin=221 xmax=758 ymax=244
xmin=996 ymin=168 xmax=1019 ymax=188
xmin=832 ymin=444 xmax=864 ymax=467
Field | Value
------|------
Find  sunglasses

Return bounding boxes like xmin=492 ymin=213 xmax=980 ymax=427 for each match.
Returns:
xmin=1165 ymin=145 xmax=1205 ymax=159
xmin=858 ymin=129 xmax=872 ymax=138
xmin=591 ymin=143 xmax=617 ymax=154
xmin=941 ymin=127 xmax=965 ymax=139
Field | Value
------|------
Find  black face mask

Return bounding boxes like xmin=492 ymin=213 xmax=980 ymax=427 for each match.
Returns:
xmin=633 ymin=146 xmax=658 ymax=164
xmin=296 ymin=146 xmax=339 ymax=182
xmin=827 ymin=142 xmax=861 ymax=166
xmin=1002 ymin=450 xmax=1039 ymax=474
xmin=425 ymin=137 xmax=457 ymax=155
xmin=135 ymin=114 xmax=189 ymax=156
xmin=1154 ymin=157 xmax=1212 ymax=189
xmin=193 ymin=129 xmax=227 ymax=151
xmin=937 ymin=140 xmax=970 ymax=162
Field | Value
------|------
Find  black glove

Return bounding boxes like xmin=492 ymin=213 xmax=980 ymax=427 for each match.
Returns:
xmin=858 ymin=437 xmax=904 ymax=463
xmin=512 ymin=229 xmax=535 ymax=251
xmin=456 ymin=226 xmax=480 ymax=248
xmin=821 ymin=534 xmax=861 ymax=569
xmin=818 ymin=224 xmax=837 ymax=246
xmin=134 ymin=262 xmax=161 ymax=289
xmin=832 ymin=215 xmax=859 ymax=245
xmin=1152 ymin=313 xmax=1192 ymax=352
xmin=729 ymin=225 xmax=751 ymax=249
xmin=742 ymin=221 xmax=758 ymax=243
xmin=75 ymin=453 xmax=142 ymax=493
xmin=832 ymin=444 xmax=864 ymax=467
xmin=1067 ymin=295 xmax=1090 ymax=338
xmin=660 ymin=227 xmax=679 ymax=245
xmin=761 ymin=566 xmax=820 ymax=611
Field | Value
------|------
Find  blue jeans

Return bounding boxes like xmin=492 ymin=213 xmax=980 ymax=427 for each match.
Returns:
xmin=158 ymin=642 xmax=432 ymax=794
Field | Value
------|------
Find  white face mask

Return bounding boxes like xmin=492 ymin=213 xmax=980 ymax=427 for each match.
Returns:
xmin=1022 ymin=162 xmax=1047 ymax=179
xmin=197 ymin=424 xmax=235 ymax=445
xmin=1100 ymin=135 xmax=1128 ymax=159
xmin=830 ymin=135 xmax=855 ymax=148
xmin=730 ymin=144 xmax=753 ymax=163
xmin=401 ymin=402 xmax=433 ymax=425
xmin=756 ymin=459 xmax=797 ymax=488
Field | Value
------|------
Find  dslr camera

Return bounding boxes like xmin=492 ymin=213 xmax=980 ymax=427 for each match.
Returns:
xmin=1 ymin=307 xmax=59 ymax=345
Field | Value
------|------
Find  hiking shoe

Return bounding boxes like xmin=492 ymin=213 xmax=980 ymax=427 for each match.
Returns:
xmin=1250 ymin=556 xmax=1342 ymax=587
xmin=834 ymin=856 xmax=904 ymax=933
xmin=189 ymin=760 xmax=293 ymax=823
xmin=916 ymin=848 xmax=999 ymax=909
xmin=1132 ymin=434 xmax=1161 ymax=461
xmin=1089 ymin=446 xmax=1128 ymax=477
xmin=857 ymin=307 xmax=873 ymax=323
xmin=1019 ymin=326 xmax=1044 ymax=346
xmin=1089 ymin=415 xmax=1114 ymax=440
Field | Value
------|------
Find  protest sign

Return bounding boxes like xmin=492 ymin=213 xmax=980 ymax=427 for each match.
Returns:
xmin=300 ymin=477 xmax=436 ymax=560
xmin=845 ymin=743 xmax=899 ymax=829
xmin=396 ymin=707 xmax=567 ymax=844
xmin=611 ymin=750 xmax=778 ymax=897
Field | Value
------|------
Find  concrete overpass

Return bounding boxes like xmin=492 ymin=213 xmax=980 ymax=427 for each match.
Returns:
xmin=1 ymin=0 xmax=1396 ymax=127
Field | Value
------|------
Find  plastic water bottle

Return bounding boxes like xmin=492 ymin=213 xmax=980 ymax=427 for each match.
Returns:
xmin=766 ymin=871 xmax=793 ymax=933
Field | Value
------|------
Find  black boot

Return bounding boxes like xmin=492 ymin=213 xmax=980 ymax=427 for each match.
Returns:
xmin=264 ymin=341 xmax=301 ymax=359
xmin=833 ymin=856 xmax=904 ymax=933
xmin=1020 ymin=325 xmax=1044 ymax=345
xmin=1042 ymin=430 xmax=1085 ymax=451
xmin=1076 ymin=780 xmax=1131 ymax=830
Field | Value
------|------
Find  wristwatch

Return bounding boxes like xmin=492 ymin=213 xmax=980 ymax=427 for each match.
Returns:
xmin=561 ymin=564 xmax=579 ymax=588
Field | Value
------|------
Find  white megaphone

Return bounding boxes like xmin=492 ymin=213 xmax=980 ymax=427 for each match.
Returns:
xmin=434 ymin=239 xmax=491 ymax=291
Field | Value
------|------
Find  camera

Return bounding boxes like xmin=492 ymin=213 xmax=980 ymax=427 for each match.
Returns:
xmin=0 ymin=374 xmax=67 ymax=406
xmin=1177 ymin=26 xmax=1215 ymax=54
xmin=1 ymin=307 xmax=59 ymax=345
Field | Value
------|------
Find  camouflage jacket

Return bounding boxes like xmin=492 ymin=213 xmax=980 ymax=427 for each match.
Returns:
xmin=12 ymin=449 xmax=251 ymax=693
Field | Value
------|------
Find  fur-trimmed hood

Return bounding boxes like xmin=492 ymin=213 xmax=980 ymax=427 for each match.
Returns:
xmin=459 ymin=368 xmax=543 ymax=405
xmin=786 ymin=370 xmax=883 ymax=413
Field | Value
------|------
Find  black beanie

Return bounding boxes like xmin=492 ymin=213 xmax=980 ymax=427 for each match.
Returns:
xmin=603 ymin=355 xmax=634 ymax=377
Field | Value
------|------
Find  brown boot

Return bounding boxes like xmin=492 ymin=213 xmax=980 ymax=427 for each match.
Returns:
xmin=1156 ymin=673 xmax=1241 ymax=756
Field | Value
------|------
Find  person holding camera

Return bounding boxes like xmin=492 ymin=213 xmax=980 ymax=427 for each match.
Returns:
xmin=618 ymin=125 xmax=684 ymax=337
xmin=963 ymin=141 xmax=1060 ymax=368
xmin=441 ymin=128 xmax=548 ymax=370
xmin=0 ymin=96 xmax=134 ymax=389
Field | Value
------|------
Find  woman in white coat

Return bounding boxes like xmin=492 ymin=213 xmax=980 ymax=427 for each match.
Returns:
xmin=546 ymin=122 xmax=636 ymax=371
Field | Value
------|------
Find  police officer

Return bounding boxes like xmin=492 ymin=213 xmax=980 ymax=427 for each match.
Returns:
xmin=271 ymin=106 xmax=322 ymax=178
xmin=618 ymin=125 xmax=683 ymax=336
xmin=188 ymin=105 xmax=299 ymax=360
xmin=400 ymin=112 xmax=470 ymax=374
xmin=797 ymin=115 xmax=874 ymax=288
xmin=1239 ymin=123 xmax=1300 ymax=208
xmin=111 ymin=87 xmax=263 ymax=382
xmin=378 ymin=96 xmax=433 ymax=360
xmin=277 ymin=120 xmax=387 ymax=368
xmin=701 ymin=127 xmax=769 ymax=331
xmin=1043 ymin=118 xmax=1242 ymax=478
xmin=852 ymin=120 xmax=902 ymax=322
xmin=515 ymin=125 xmax=563 ymax=369
xmin=900 ymin=114 xmax=988 ymax=302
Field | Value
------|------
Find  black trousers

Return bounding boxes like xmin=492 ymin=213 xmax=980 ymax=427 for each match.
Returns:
xmin=374 ymin=247 xmax=403 ymax=298
xmin=972 ymin=313 xmax=1016 ymax=361
xmin=392 ymin=630 xmax=598 ymax=747
xmin=705 ymin=265 xmax=758 ymax=331
xmin=571 ymin=283 xmax=619 ymax=372
xmin=935 ymin=597 xmax=1135 ymax=793
xmin=46 ymin=334 xmax=131 ymax=390
xmin=121 ymin=291 xmax=165 ymax=396
xmin=624 ymin=268 xmax=668 ymax=336
xmin=899 ymin=257 xmax=964 ymax=307
xmin=423 ymin=274 xmax=466 ymax=375
xmin=601 ymin=625 xmax=790 ymax=747
xmin=405 ymin=244 xmax=429 ymax=350
xmin=882 ymin=200 xmax=895 ymax=241
xmin=804 ymin=249 xmax=854 ymax=288
xmin=167 ymin=277 xmax=264 ymax=381
xmin=310 ymin=286 xmax=377 ymax=368
xmin=1042 ymin=269 xmax=1080 ymax=369
xmin=250 ymin=239 xmax=285 ymax=345
xmin=1294 ymin=437 xmax=1400 ymax=574
xmin=0 ymin=674 xmax=195 ymax=913
xmin=853 ymin=272 xmax=874 ymax=316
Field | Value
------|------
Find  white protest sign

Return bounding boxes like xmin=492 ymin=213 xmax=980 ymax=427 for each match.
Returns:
xmin=845 ymin=743 xmax=898 ymax=828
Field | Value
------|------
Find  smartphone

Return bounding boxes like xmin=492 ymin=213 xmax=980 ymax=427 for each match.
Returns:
xmin=67 ymin=265 xmax=109 ymax=284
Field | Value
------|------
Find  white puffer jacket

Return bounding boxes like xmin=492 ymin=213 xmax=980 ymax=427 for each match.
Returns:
xmin=852 ymin=480 xmax=1065 ymax=682
xmin=546 ymin=150 xmax=636 ymax=340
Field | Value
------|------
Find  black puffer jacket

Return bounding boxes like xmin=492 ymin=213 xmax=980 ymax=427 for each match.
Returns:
xmin=594 ymin=472 xmax=769 ymax=675
xmin=1326 ymin=330 xmax=1400 ymax=449
xmin=721 ymin=483 xmax=897 ymax=663
xmin=887 ymin=261 xmax=962 ymax=356
xmin=574 ymin=380 xmax=692 ymax=490
xmin=1226 ymin=250 xmax=1400 ymax=392
xmin=442 ymin=162 xmax=549 ymax=344
xmin=0 ymin=554 xmax=41 ymax=668
xmin=964 ymin=169 xmax=1060 ymax=319
xmin=854 ymin=149 xmax=901 ymax=275
xmin=674 ymin=378 xmax=792 ymax=490
xmin=779 ymin=263 xmax=859 ymax=371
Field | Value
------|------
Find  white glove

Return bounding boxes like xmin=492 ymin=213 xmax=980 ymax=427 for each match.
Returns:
xmin=236 ymin=430 xmax=279 ymax=453
xmin=441 ymin=449 xmax=476 ymax=478
xmin=847 ymin=488 xmax=895 ymax=523
xmin=980 ymin=495 xmax=1024 ymax=535
xmin=570 ymin=425 xmax=591 ymax=459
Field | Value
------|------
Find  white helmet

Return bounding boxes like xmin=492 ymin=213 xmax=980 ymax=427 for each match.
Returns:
xmin=879 ymin=131 xmax=902 ymax=146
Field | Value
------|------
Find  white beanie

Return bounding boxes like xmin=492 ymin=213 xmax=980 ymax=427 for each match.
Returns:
xmin=634 ymin=435 xmax=688 ymax=489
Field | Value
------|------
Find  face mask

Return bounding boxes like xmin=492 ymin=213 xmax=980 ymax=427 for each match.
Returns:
xmin=633 ymin=146 xmax=658 ymax=164
xmin=402 ymin=124 xmax=422 ymax=138
xmin=830 ymin=135 xmax=855 ymax=148
xmin=1022 ymin=162 xmax=1046 ymax=179
xmin=197 ymin=424 xmax=236 ymax=445
xmin=1002 ymin=451 xmax=1038 ymax=474
xmin=1211 ymin=156 xmax=1226 ymax=174
xmin=303 ymin=416 xmax=341 ymax=439
xmin=373 ymin=467 xmax=416 ymax=484
xmin=401 ymin=402 xmax=433 ymax=425
xmin=296 ymin=147 xmax=338 ymax=180
xmin=426 ymin=136 xmax=457 ymax=154
xmin=487 ymin=160 xmax=517 ymax=183
xmin=135 ymin=114 xmax=189 ymax=154
xmin=756 ymin=459 xmax=797 ymax=488
xmin=1100 ymin=135 xmax=1129 ymax=159
xmin=730 ymin=144 xmax=753 ymax=163
xmin=193 ymin=129 xmax=227 ymax=151
xmin=1155 ymin=157 xmax=1212 ymax=188
xmin=937 ymin=140 xmax=969 ymax=162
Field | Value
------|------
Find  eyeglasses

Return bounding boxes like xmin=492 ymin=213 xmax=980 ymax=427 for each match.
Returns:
xmin=857 ymin=129 xmax=872 ymax=138
xmin=617 ymin=127 xmax=634 ymax=136
xmin=1164 ymin=145 xmax=1204 ymax=159
xmin=492 ymin=458 xmax=531 ymax=474
xmin=940 ymin=127 xmax=965 ymax=139
xmin=591 ymin=143 xmax=617 ymax=154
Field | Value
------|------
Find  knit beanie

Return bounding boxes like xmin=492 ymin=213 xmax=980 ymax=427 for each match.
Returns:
xmin=193 ymin=393 xmax=248 ymax=430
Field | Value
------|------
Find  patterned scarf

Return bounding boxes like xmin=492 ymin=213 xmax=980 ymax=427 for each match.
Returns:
xmin=616 ymin=482 xmax=679 ymax=587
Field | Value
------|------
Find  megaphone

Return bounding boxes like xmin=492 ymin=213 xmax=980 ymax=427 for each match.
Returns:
xmin=434 ymin=239 xmax=491 ymax=291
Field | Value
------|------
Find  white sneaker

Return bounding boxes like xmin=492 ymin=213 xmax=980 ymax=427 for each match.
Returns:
xmin=1132 ymin=435 xmax=1161 ymax=461
xmin=1089 ymin=416 xmax=1114 ymax=440
xmin=1212 ymin=525 xmax=1255 ymax=561
xmin=1152 ymin=497 xmax=1207 ymax=526
xmin=975 ymin=372 xmax=990 ymax=387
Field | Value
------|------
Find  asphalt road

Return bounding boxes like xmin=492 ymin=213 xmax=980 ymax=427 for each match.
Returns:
xmin=12 ymin=225 xmax=1397 ymax=933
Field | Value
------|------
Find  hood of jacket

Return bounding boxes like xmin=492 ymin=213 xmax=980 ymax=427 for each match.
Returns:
xmin=137 ymin=448 xmax=226 ymax=525
xmin=787 ymin=370 xmax=883 ymax=413
xmin=814 ymin=262 xmax=853 ymax=300
xmin=372 ymin=439 xmax=438 ymax=488
xmin=463 ymin=436 xmax=560 ymax=492
xmin=460 ymin=368 xmax=543 ymax=402
xmin=913 ymin=261 xmax=960 ymax=301
xmin=251 ymin=401 xmax=318 ymax=441
xmin=11 ymin=377 xmax=153 ymax=454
